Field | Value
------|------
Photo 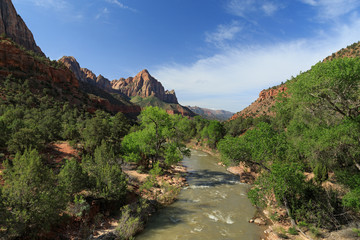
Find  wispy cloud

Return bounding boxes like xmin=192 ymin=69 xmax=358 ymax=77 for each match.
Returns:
xmin=226 ymin=0 xmax=281 ymax=18
xmin=205 ymin=21 xmax=243 ymax=48
xmin=105 ymin=0 xmax=136 ymax=12
xmin=96 ymin=7 xmax=110 ymax=20
xmin=154 ymin=19 xmax=360 ymax=112
xmin=15 ymin=0 xmax=70 ymax=10
xmin=262 ymin=2 xmax=280 ymax=16
xmin=300 ymin=0 xmax=360 ymax=19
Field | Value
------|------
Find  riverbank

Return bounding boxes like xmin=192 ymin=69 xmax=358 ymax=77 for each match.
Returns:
xmin=187 ymin=140 xmax=258 ymax=184
xmin=187 ymin=143 xmax=360 ymax=240
xmin=90 ymin=161 xmax=188 ymax=239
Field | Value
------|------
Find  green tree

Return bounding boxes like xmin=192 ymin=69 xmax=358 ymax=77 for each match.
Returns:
xmin=58 ymin=159 xmax=88 ymax=197
xmin=82 ymin=141 xmax=127 ymax=201
xmin=109 ymin=112 xmax=131 ymax=154
xmin=7 ymin=128 xmax=42 ymax=153
xmin=291 ymin=58 xmax=360 ymax=122
xmin=202 ymin=120 xmax=225 ymax=148
xmin=2 ymin=149 xmax=66 ymax=237
xmin=122 ymin=107 xmax=190 ymax=169
xmin=81 ymin=110 xmax=111 ymax=152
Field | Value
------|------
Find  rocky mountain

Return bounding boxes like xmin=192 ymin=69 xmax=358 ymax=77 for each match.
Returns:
xmin=229 ymin=85 xmax=286 ymax=121
xmin=111 ymin=69 xmax=178 ymax=104
xmin=187 ymin=106 xmax=234 ymax=121
xmin=0 ymin=37 xmax=140 ymax=116
xmin=0 ymin=1 xmax=190 ymax=117
xmin=324 ymin=41 xmax=360 ymax=61
xmin=0 ymin=0 xmax=44 ymax=56
xmin=59 ymin=56 xmax=195 ymax=117
xmin=59 ymin=56 xmax=115 ymax=93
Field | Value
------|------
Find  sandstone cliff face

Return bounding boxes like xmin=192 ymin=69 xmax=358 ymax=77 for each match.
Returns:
xmin=59 ymin=56 xmax=97 ymax=85
xmin=111 ymin=69 xmax=178 ymax=104
xmin=0 ymin=0 xmax=44 ymax=56
xmin=229 ymin=85 xmax=287 ymax=121
xmin=96 ymin=74 xmax=112 ymax=92
xmin=0 ymin=39 xmax=78 ymax=91
xmin=60 ymin=56 xmax=179 ymax=104
xmin=58 ymin=56 xmax=190 ymax=116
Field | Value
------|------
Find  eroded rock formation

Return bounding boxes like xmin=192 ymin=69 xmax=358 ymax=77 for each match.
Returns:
xmin=229 ymin=85 xmax=287 ymax=121
xmin=111 ymin=69 xmax=178 ymax=104
xmin=0 ymin=0 xmax=44 ymax=56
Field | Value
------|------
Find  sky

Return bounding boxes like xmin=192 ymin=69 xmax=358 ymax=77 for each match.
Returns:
xmin=11 ymin=0 xmax=360 ymax=112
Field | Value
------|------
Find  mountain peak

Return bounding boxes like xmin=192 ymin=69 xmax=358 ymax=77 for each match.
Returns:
xmin=0 ymin=0 xmax=44 ymax=56
xmin=111 ymin=69 xmax=178 ymax=104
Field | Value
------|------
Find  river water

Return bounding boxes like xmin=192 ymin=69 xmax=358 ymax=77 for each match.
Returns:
xmin=136 ymin=149 xmax=262 ymax=240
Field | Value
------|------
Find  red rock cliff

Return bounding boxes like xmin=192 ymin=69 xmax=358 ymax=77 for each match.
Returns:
xmin=0 ymin=39 xmax=78 ymax=91
xmin=111 ymin=69 xmax=178 ymax=104
xmin=229 ymin=85 xmax=287 ymax=121
xmin=0 ymin=0 xmax=44 ymax=56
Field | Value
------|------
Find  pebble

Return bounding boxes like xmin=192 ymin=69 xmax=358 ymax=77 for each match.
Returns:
xmin=254 ymin=218 xmax=266 ymax=225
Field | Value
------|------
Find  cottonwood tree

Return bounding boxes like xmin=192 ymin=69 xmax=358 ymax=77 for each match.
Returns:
xmin=122 ymin=107 xmax=190 ymax=169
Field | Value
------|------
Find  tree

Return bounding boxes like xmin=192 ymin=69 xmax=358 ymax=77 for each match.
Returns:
xmin=82 ymin=141 xmax=127 ymax=201
xmin=2 ymin=149 xmax=66 ymax=237
xmin=109 ymin=112 xmax=131 ymax=154
xmin=58 ymin=159 xmax=88 ymax=197
xmin=7 ymin=128 xmax=42 ymax=153
xmin=218 ymin=122 xmax=286 ymax=169
xmin=81 ymin=110 xmax=111 ymax=153
xmin=201 ymin=120 xmax=225 ymax=148
xmin=122 ymin=107 xmax=190 ymax=169
xmin=291 ymin=58 xmax=360 ymax=122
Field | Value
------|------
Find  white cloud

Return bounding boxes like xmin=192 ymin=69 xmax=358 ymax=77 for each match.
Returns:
xmin=154 ymin=19 xmax=360 ymax=112
xmin=262 ymin=2 xmax=279 ymax=16
xmin=106 ymin=0 xmax=136 ymax=12
xmin=227 ymin=0 xmax=255 ymax=18
xmin=300 ymin=0 xmax=360 ymax=19
xmin=205 ymin=21 xmax=243 ymax=48
xmin=226 ymin=0 xmax=281 ymax=19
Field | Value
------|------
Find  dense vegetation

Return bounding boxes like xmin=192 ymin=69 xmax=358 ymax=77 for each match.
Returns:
xmin=0 ymin=73 xmax=221 ymax=238
xmin=2 ymin=55 xmax=360 ymax=238
xmin=219 ymin=57 xmax=360 ymax=234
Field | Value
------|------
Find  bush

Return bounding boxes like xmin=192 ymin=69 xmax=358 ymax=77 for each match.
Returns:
xmin=116 ymin=205 xmax=143 ymax=239
xmin=116 ymin=200 xmax=149 ymax=239
xmin=313 ymin=163 xmax=328 ymax=184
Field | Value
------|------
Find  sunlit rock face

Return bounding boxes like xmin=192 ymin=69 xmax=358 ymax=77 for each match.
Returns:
xmin=0 ymin=0 xmax=44 ymax=56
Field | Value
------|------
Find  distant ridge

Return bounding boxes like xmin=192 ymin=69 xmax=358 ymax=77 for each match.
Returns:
xmin=59 ymin=56 xmax=195 ymax=117
xmin=187 ymin=106 xmax=234 ymax=121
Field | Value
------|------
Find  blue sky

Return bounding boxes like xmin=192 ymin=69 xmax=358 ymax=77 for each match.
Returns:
xmin=12 ymin=0 xmax=360 ymax=112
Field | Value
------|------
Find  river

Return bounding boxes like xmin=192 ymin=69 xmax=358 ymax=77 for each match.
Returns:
xmin=136 ymin=149 xmax=262 ymax=240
